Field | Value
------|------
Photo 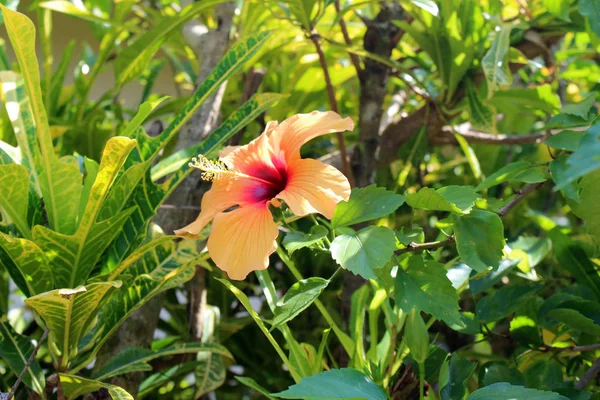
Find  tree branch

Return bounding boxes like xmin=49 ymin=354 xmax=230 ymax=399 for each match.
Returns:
xmin=334 ymin=0 xmax=363 ymax=76
xmin=543 ymin=343 xmax=600 ymax=353
xmin=498 ymin=182 xmax=544 ymax=218
xmin=7 ymin=328 xmax=49 ymax=400
xmin=576 ymin=358 xmax=600 ymax=390
xmin=395 ymin=237 xmax=454 ymax=255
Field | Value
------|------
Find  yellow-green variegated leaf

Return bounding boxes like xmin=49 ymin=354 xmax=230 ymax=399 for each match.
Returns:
xmin=72 ymin=237 xmax=199 ymax=371
xmin=151 ymin=92 xmax=287 ymax=181
xmin=0 ymin=164 xmax=31 ymax=238
xmin=59 ymin=374 xmax=132 ymax=400
xmin=103 ymin=31 xmax=275 ymax=269
xmin=93 ymin=342 xmax=233 ymax=381
xmin=32 ymin=137 xmax=136 ymax=288
xmin=25 ymin=281 xmax=122 ymax=369
xmin=38 ymin=1 xmax=109 ymax=24
xmin=0 ymin=316 xmax=46 ymax=398
xmin=0 ymin=233 xmax=52 ymax=297
xmin=196 ymin=350 xmax=227 ymax=397
xmin=0 ymin=10 xmax=82 ymax=235
xmin=114 ymin=0 xmax=229 ymax=87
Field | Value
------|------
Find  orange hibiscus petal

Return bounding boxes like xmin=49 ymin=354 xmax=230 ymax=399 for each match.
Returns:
xmin=207 ymin=203 xmax=279 ymax=280
xmin=277 ymin=158 xmax=351 ymax=219
xmin=269 ymin=111 xmax=354 ymax=162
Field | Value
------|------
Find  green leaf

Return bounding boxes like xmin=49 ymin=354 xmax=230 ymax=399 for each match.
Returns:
xmin=479 ymin=361 xmax=525 ymax=387
xmin=114 ymin=0 xmax=230 ymax=87
xmin=25 ymin=281 xmax=122 ymax=369
xmin=331 ymin=185 xmax=405 ymax=228
xmin=466 ymin=79 xmax=496 ymax=131
xmin=236 ymin=377 xmax=277 ymax=400
xmin=33 ymin=137 xmax=137 ymax=288
xmin=195 ymin=350 xmax=228 ymax=397
xmin=0 ymin=233 xmax=52 ymax=296
xmin=405 ymin=309 xmax=429 ymax=364
xmin=410 ymin=0 xmax=438 ymax=16
xmin=476 ymin=284 xmax=542 ymax=323
xmin=545 ymin=130 xmax=585 ymax=151
xmin=555 ymin=122 xmax=600 ymax=188
xmin=548 ymin=308 xmax=600 ymax=336
xmin=283 ymin=225 xmax=329 ymax=255
xmin=543 ymin=0 xmax=570 ymax=21
xmin=490 ymin=84 xmax=561 ymax=114
xmin=439 ymin=354 xmax=477 ymax=400
xmin=454 ymin=210 xmax=504 ymax=272
xmin=38 ymin=1 xmax=109 ymax=24
xmin=0 ymin=317 xmax=46 ymax=397
xmin=330 ymin=226 xmax=396 ymax=279
xmin=74 ymin=237 xmax=199 ymax=369
xmin=548 ymin=227 xmax=600 ymax=300
xmin=0 ymin=164 xmax=31 ymax=238
xmin=523 ymin=359 xmax=563 ymax=390
xmin=272 ymin=368 xmax=386 ymax=400
xmin=0 ymin=7 xmax=83 ymax=235
xmin=466 ymin=382 xmax=569 ymax=400
xmin=561 ymin=92 xmax=596 ymax=118
xmin=482 ymin=24 xmax=513 ymax=97
xmin=59 ymin=374 xmax=133 ymax=400
xmin=395 ymin=255 xmax=463 ymax=327
xmin=550 ymin=155 xmax=580 ymax=201
xmin=151 ymin=92 xmax=286 ymax=181
xmin=48 ymin=39 xmax=75 ymax=116
xmin=93 ymin=342 xmax=233 ymax=381
xmin=271 ymin=278 xmax=329 ymax=330
xmin=580 ymin=0 xmax=600 ymax=38
xmin=571 ymin=170 xmax=600 ymax=242
xmin=407 ymin=186 xmax=479 ymax=215
xmin=476 ymin=161 xmax=546 ymax=191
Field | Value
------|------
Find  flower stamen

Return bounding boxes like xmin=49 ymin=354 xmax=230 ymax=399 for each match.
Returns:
xmin=189 ymin=155 xmax=235 ymax=181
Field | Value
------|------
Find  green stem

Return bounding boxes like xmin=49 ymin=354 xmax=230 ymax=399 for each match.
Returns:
xmin=419 ymin=361 xmax=425 ymax=400
xmin=276 ymin=247 xmax=355 ymax=356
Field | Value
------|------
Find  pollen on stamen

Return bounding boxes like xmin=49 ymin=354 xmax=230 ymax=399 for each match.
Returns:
xmin=188 ymin=154 xmax=230 ymax=181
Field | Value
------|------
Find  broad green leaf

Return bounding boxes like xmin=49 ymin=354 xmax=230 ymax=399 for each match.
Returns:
xmin=0 ymin=164 xmax=31 ymax=238
xmin=59 ymin=374 xmax=133 ymax=400
xmin=93 ymin=342 xmax=233 ymax=381
xmin=479 ymin=361 xmax=525 ymax=387
xmin=476 ymin=285 xmax=542 ymax=323
xmin=48 ymin=39 xmax=75 ymax=116
xmin=545 ymin=130 xmax=585 ymax=151
xmin=490 ymin=84 xmax=561 ymax=114
xmin=73 ymin=237 xmax=199 ymax=370
xmin=407 ymin=186 xmax=479 ymax=214
xmin=1 ymin=7 xmax=82 ymax=235
xmin=33 ymin=137 xmax=137 ymax=288
xmin=548 ymin=228 xmax=600 ymax=300
xmin=151 ymin=92 xmax=285 ymax=181
xmin=120 ymin=96 xmax=169 ymax=139
xmin=548 ymin=308 xmax=600 ymax=336
xmin=580 ymin=0 xmax=600 ymax=38
xmin=571 ymin=171 xmax=600 ymax=242
xmin=330 ymin=226 xmax=396 ymax=279
xmin=236 ymin=377 xmax=277 ymax=400
xmin=466 ymin=382 xmax=568 ymax=400
xmin=271 ymin=278 xmax=329 ymax=330
xmin=278 ymin=0 xmax=314 ymax=30
xmin=454 ymin=210 xmax=504 ymax=272
xmin=331 ymin=185 xmax=405 ymax=228
xmin=440 ymin=354 xmax=477 ymax=400
xmin=114 ymin=0 xmax=230 ymax=87
xmin=550 ymin=155 xmax=580 ymax=201
xmin=395 ymin=255 xmax=464 ymax=327
xmin=195 ymin=350 xmax=228 ymax=397
xmin=0 ymin=233 xmax=52 ymax=296
xmin=555 ymin=122 xmax=600 ymax=188
xmin=404 ymin=309 xmax=429 ymax=364
xmin=466 ymin=79 xmax=496 ymax=131
xmin=523 ymin=359 xmax=563 ymax=390
xmin=38 ymin=1 xmax=109 ymax=24
xmin=138 ymin=361 xmax=199 ymax=396
xmin=26 ymin=281 xmax=121 ymax=369
xmin=543 ymin=0 xmax=570 ymax=21
xmin=282 ymin=225 xmax=328 ymax=255
xmin=561 ymin=92 xmax=596 ymax=118
xmin=410 ymin=0 xmax=438 ymax=16
xmin=482 ymin=24 xmax=513 ymax=97
xmin=0 ymin=316 xmax=45 ymax=397
xmin=476 ymin=161 xmax=546 ymax=191
xmin=470 ymin=259 xmax=520 ymax=294
xmin=395 ymin=227 xmax=424 ymax=246
xmin=272 ymin=368 xmax=386 ymax=400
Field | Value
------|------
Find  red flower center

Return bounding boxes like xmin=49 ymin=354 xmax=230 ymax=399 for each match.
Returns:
xmin=246 ymin=159 xmax=289 ymax=203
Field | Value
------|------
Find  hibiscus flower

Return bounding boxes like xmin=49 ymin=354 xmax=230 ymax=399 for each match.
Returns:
xmin=175 ymin=111 xmax=354 ymax=280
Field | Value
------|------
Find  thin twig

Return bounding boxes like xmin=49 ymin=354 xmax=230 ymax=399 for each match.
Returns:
xmin=395 ymin=236 xmax=455 ymax=255
xmin=7 ymin=328 xmax=49 ymax=400
xmin=437 ymin=128 xmax=546 ymax=145
xmin=334 ymin=0 xmax=362 ymax=75
xmin=309 ymin=32 xmax=354 ymax=186
xmin=576 ymin=358 xmax=600 ymax=390
xmin=542 ymin=343 xmax=600 ymax=353
xmin=498 ymin=182 xmax=544 ymax=218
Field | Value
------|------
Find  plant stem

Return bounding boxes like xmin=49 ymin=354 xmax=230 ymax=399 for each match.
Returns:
xmin=8 ymin=328 xmax=49 ymax=400
xmin=418 ymin=361 xmax=425 ymax=400
xmin=309 ymin=31 xmax=354 ymax=186
xmin=498 ymin=182 xmax=545 ymax=217
xmin=395 ymin=236 xmax=455 ymax=255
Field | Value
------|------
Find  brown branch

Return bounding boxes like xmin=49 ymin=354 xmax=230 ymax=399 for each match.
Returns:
xmin=498 ymin=182 xmax=544 ymax=218
xmin=309 ymin=32 xmax=353 ymax=186
xmin=395 ymin=237 xmax=455 ymax=255
xmin=434 ymin=128 xmax=546 ymax=146
xmin=334 ymin=0 xmax=363 ymax=75
xmin=576 ymin=358 xmax=600 ymax=390
xmin=7 ymin=328 xmax=49 ymax=400
xmin=542 ymin=343 xmax=600 ymax=353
